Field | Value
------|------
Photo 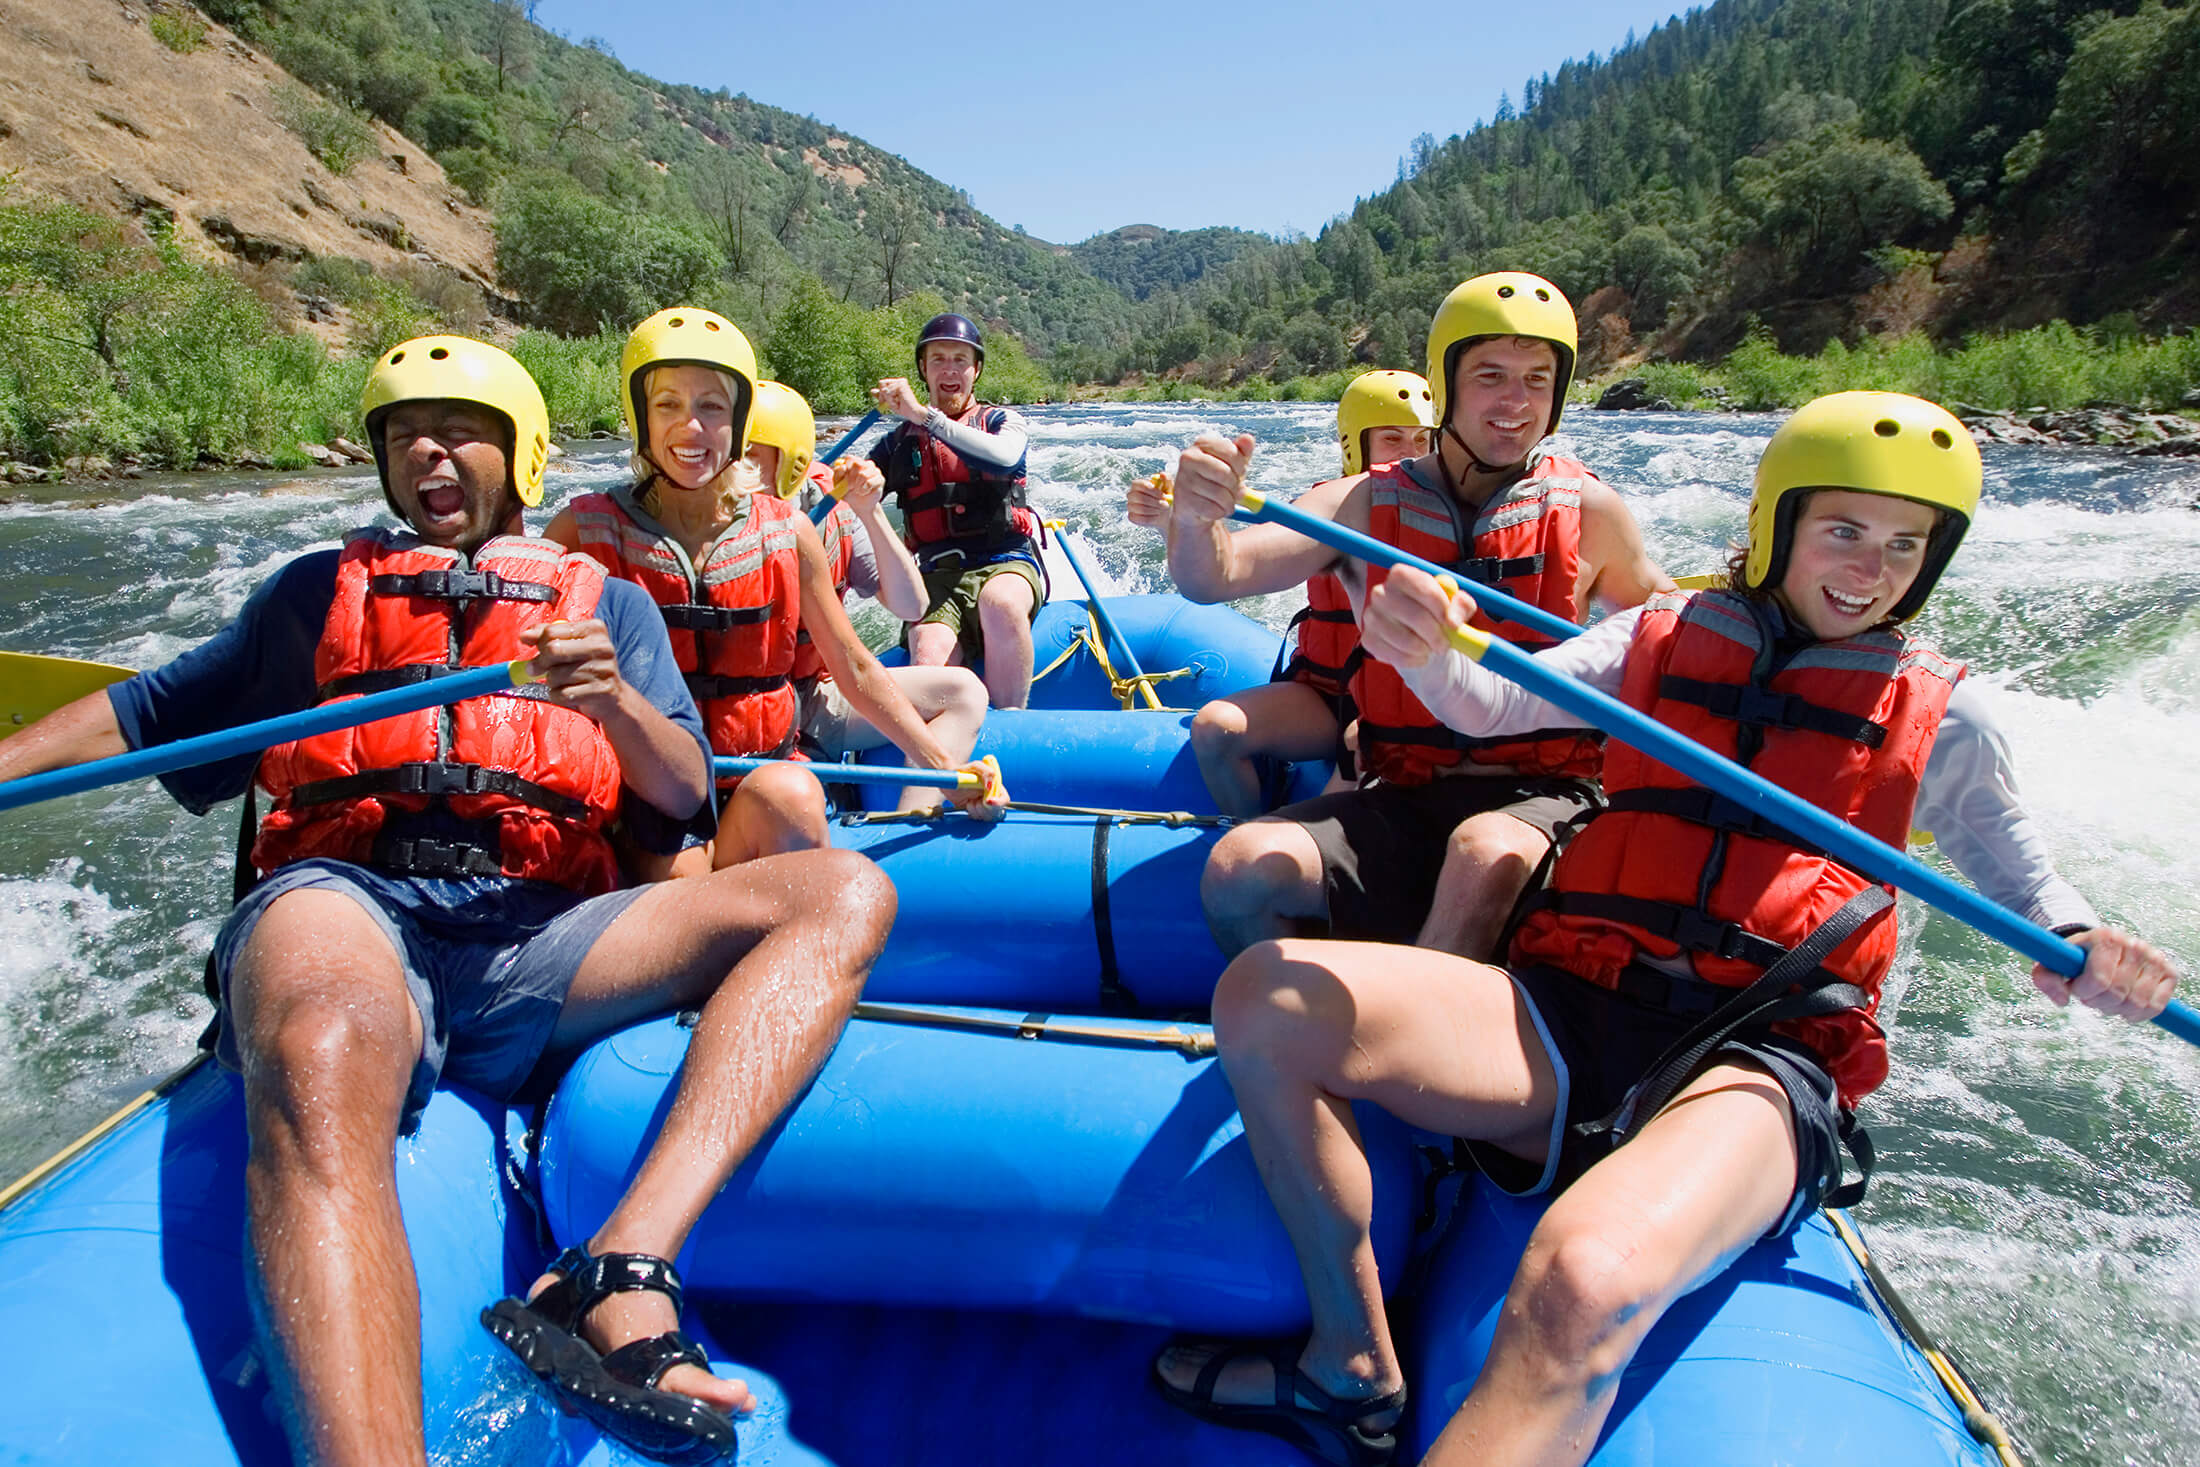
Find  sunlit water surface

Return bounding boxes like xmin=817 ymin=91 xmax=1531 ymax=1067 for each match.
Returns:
xmin=2 ymin=403 xmax=2196 ymax=1465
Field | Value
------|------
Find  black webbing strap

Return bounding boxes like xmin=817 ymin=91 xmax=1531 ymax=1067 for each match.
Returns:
xmin=1447 ymin=552 xmax=1544 ymax=585
xmin=685 ymin=671 xmax=791 ymax=702
xmin=369 ymin=569 xmax=554 ymax=604
xmin=371 ymin=833 xmax=503 ymax=879
xmin=1603 ymin=786 xmax=1829 ymax=855
xmin=1581 ymin=883 xmax=1892 ymax=1148
xmin=318 ymin=663 xmax=548 ymax=703
xmin=1659 ymin=676 xmax=1888 ymax=748
xmin=198 ymin=784 xmax=263 ymax=1051
xmin=660 ymin=601 xmax=772 ymax=633
xmin=1089 ymin=816 xmax=1137 ymax=1014
xmin=290 ymin=760 xmax=593 ymax=823
xmin=1536 ymin=889 xmax=1837 ymax=976
xmin=1826 ymin=1112 xmax=1875 ymax=1210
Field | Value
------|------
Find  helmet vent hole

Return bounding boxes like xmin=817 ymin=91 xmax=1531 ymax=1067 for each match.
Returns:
xmin=1497 ymin=285 xmax=1515 ymax=298
xmin=388 ymin=350 xmax=405 ymax=364
xmin=1873 ymin=419 xmax=1900 ymax=437
xmin=1931 ymin=428 xmax=1953 ymax=448
xmin=428 ymin=347 xmax=448 ymax=360
xmin=704 ymin=320 xmax=720 ymax=331
xmin=1535 ymin=288 xmax=1551 ymax=300
xmin=669 ymin=316 xmax=685 ymax=328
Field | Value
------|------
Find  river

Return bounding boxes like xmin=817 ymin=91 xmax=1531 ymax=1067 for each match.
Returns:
xmin=2 ymin=401 xmax=2195 ymax=1465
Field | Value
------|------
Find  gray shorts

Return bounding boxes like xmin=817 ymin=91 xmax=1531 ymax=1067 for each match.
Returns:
xmin=1463 ymin=963 xmax=1847 ymax=1239
xmin=211 ymin=858 xmax=645 ymax=1132
xmin=1281 ymin=775 xmax=1601 ymax=945
xmin=798 ymin=677 xmax=893 ymax=759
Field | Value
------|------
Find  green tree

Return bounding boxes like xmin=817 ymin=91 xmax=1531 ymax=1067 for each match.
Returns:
xmin=496 ymin=184 xmax=723 ymax=335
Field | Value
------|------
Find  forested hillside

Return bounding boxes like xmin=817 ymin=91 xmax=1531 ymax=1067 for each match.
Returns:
xmin=195 ymin=0 xmax=1134 ymax=360
xmin=1092 ymin=0 xmax=2200 ymax=387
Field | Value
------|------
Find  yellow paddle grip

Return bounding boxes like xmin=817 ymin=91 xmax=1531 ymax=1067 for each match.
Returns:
xmin=1433 ymin=576 xmax=1494 ymax=660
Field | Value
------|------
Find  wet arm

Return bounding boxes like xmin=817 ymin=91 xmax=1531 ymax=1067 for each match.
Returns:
xmin=1577 ymin=478 xmax=1674 ymax=614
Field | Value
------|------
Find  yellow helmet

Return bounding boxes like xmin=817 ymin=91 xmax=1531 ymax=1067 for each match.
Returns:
xmin=1337 ymin=370 xmax=1435 ymax=475
xmin=1426 ymin=272 xmax=1577 ymax=437
xmin=619 ymin=307 xmax=760 ymax=461
xmin=749 ymin=381 xmax=817 ymax=499
xmin=1747 ymin=391 xmax=1981 ymax=622
xmin=361 ymin=335 xmax=551 ymax=507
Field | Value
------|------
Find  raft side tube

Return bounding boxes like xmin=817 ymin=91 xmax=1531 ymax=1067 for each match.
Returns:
xmin=538 ymin=1012 xmax=1417 ymax=1336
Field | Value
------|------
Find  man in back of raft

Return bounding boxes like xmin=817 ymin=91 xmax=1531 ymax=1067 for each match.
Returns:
xmin=0 ymin=336 xmax=886 ymax=1467
xmin=1173 ymin=273 xmax=1671 ymax=960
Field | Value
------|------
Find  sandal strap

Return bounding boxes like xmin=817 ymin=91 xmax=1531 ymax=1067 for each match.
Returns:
xmin=600 ymin=1331 xmax=710 ymax=1392
xmin=1280 ymin=1362 xmax=1408 ymax=1427
xmin=525 ymin=1245 xmax=688 ymax=1332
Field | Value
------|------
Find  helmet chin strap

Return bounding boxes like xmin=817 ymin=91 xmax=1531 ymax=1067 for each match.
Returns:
xmin=1438 ymin=420 xmax=1526 ymax=489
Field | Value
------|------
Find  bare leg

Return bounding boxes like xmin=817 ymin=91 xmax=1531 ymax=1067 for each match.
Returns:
xmin=1414 ymin=810 xmax=1552 ymax=959
xmin=1423 ymin=1062 xmax=1800 ymax=1467
xmin=529 ymin=849 xmax=895 ymax=1415
xmin=974 ymin=572 xmax=1037 ymax=710
xmin=907 ymin=621 xmax=961 ymax=669
xmin=1156 ymin=939 xmax=1555 ymax=1422
xmin=229 ymin=889 xmax=428 ymax=1467
xmin=1189 ymin=683 xmax=1340 ymax=819
xmin=882 ymin=664 xmax=986 ymax=813
xmin=712 ymin=762 xmax=828 ymax=867
xmin=1200 ymin=817 xmax=1329 ymax=957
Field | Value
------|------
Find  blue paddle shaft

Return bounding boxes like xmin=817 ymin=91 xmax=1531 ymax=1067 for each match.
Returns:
xmin=0 ymin=660 xmax=529 ymax=815
xmin=1233 ymin=492 xmax=1581 ymax=644
xmin=1053 ymin=532 xmax=1150 ymax=684
xmin=809 ymin=410 xmax=884 ymax=525
xmin=715 ymin=755 xmax=966 ymax=791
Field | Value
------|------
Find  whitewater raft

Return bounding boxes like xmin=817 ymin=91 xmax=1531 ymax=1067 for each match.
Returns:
xmin=0 ymin=593 xmax=2017 ymax=1465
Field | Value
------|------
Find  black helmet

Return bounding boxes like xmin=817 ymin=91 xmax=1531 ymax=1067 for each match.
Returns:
xmin=915 ymin=312 xmax=984 ymax=368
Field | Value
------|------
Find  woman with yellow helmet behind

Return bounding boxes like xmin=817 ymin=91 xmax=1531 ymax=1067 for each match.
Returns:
xmin=1156 ymin=391 xmax=2179 ymax=1467
xmin=544 ymin=309 xmax=999 ymax=874
xmin=746 ymin=379 xmax=986 ymax=784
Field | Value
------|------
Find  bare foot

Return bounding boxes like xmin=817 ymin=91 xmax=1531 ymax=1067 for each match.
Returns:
xmin=526 ymin=1265 xmax=754 ymax=1417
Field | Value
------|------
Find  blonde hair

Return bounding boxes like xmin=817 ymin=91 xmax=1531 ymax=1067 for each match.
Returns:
xmin=631 ymin=364 xmax=752 ymax=509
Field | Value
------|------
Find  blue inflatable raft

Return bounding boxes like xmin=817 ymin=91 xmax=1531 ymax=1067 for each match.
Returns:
xmin=0 ymin=594 xmax=2018 ymax=1466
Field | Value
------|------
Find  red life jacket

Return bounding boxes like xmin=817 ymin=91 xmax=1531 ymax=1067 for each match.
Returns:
xmin=568 ymin=486 xmax=802 ymax=764
xmin=1509 ymin=589 xmax=1963 ymax=1105
xmin=879 ymin=400 xmax=1032 ymax=566
xmin=1281 ymin=478 xmax=1360 ymax=701
xmin=253 ymin=530 xmax=624 ymax=895
xmin=1348 ymin=456 xmax=1602 ymax=784
xmin=792 ymin=488 xmax=858 ymax=686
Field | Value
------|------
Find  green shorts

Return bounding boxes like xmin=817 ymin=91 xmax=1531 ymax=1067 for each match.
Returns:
xmin=916 ymin=559 xmax=1044 ymax=658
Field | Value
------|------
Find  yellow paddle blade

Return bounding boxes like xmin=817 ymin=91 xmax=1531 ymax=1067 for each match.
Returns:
xmin=1 ymin=652 xmax=135 ymax=741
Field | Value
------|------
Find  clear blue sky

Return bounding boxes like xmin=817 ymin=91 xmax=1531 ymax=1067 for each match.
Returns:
xmin=532 ymin=1 xmax=1691 ymax=244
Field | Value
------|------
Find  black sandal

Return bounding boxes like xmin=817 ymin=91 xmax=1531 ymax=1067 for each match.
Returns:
xmin=1155 ymin=1336 xmax=1405 ymax=1467
xmin=483 ymin=1244 xmax=738 ymax=1465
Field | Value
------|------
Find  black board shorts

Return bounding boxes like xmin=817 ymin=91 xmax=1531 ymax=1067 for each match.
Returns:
xmin=1282 ymin=774 xmax=1600 ymax=945
xmin=1462 ymin=962 xmax=1848 ymax=1240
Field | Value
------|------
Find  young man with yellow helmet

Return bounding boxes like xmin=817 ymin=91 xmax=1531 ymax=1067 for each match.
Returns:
xmin=544 ymin=310 xmax=998 ymax=860
xmin=1171 ymin=273 xmax=1670 ymax=961
xmin=1130 ymin=370 xmax=1433 ymax=816
xmin=1158 ymin=390 xmax=2179 ymax=1467
xmin=748 ymin=379 xmax=987 ymax=789
xmin=0 ymin=334 xmax=904 ymax=1466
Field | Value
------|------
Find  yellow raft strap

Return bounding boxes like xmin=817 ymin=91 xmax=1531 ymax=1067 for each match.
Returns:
xmin=852 ymin=1002 xmax=1215 ymax=1059
xmin=1826 ymin=1210 xmax=2025 ymax=1467
xmin=0 ymin=1052 xmax=211 ymax=1213
xmin=1030 ymin=613 xmax=1199 ymax=712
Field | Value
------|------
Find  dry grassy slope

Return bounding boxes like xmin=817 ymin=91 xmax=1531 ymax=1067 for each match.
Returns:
xmin=0 ymin=0 xmax=497 ymax=288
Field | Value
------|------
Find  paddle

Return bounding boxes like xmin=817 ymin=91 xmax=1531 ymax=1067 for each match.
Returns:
xmin=807 ymin=409 xmax=884 ymax=525
xmin=1248 ymin=489 xmax=2200 ymax=1049
xmin=0 ymin=659 xmax=541 ymax=816
xmin=712 ymin=754 xmax=988 ymax=794
xmin=2 ymin=652 xmax=135 ymax=742
xmin=1048 ymin=526 xmax=1165 ymax=712
xmin=1227 ymin=490 xmax=1582 ymax=645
